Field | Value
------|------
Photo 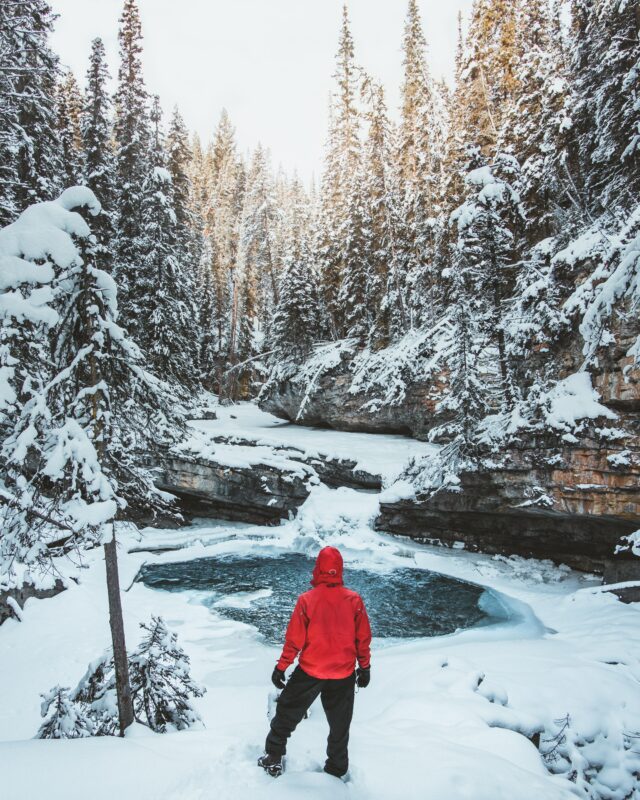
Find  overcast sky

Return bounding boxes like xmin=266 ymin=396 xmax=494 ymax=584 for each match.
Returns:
xmin=50 ymin=0 xmax=474 ymax=180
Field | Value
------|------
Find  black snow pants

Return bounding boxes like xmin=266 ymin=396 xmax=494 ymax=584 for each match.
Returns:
xmin=265 ymin=666 xmax=356 ymax=777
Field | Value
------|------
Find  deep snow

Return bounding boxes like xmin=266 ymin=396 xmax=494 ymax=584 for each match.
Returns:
xmin=1 ymin=404 xmax=639 ymax=800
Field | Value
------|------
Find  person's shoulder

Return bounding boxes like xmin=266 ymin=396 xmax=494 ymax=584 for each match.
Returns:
xmin=298 ymin=588 xmax=314 ymax=604
xmin=342 ymin=587 xmax=365 ymax=604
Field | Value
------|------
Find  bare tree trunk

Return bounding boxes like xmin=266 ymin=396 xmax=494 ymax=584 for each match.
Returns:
xmin=104 ymin=532 xmax=134 ymax=736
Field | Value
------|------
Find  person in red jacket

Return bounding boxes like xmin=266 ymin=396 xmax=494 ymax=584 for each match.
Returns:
xmin=258 ymin=546 xmax=372 ymax=779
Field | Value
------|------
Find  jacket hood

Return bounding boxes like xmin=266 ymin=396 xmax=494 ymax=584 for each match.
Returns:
xmin=311 ymin=546 xmax=344 ymax=587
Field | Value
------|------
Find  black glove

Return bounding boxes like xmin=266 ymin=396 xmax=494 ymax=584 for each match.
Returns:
xmin=271 ymin=666 xmax=286 ymax=690
xmin=356 ymin=667 xmax=370 ymax=688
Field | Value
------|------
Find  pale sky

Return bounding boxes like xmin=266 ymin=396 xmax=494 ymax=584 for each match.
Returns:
xmin=50 ymin=0 xmax=474 ymax=180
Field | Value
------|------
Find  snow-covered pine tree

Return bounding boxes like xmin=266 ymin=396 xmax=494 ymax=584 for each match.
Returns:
xmin=317 ymin=4 xmax=362 ymax=338
xmin=0 ymin=195 xmax=67 ymax=572
xmin=38 ymin=617 xmax=205 ymax=738
xmin=224 ymin=156 xmax=248 ymax=401
xmin=187 ymin=133 xmax=209 ymax=367
xmin=208 ymin=108 xmax=236 ymax=188
xmin=571 ymin=0 xmax=640 ymax=213
xmin=398 ymin=0 xmax=448 ymax=328
xmin=431 ymin=238 xmax=488 ymax=467
xmin=200 ymin=110 xmax=243 ymax=394
xmin=449 ymin=152 xmax=524 ymax=411
xmin=316 ymin=105 xmax=345 ymax=340
xmin=2 ymin=0 xmax=62 ymax=217
xmin=82 ymin=37 xmax=116 ymax=275
xmin=139 ymin=96 xmax=197 ymax=389
xmin=188 ymin=132 xmax=208 ymax=239
xmin=195 ymin=239 xmax=219 ymax=390
xmin=0 ymin=2 xmax=21 ymax=226
xmin=166 ymin=106 xmax=194 ymax=252
xmin=113 ymin=0 xmax=150 ymax=338
xmin=232 ymin=144 xmax=277 ymax=395
xmin=272 ymin=179 xmax=320 ymax=363
xmin=456 ymin=0 xmax=520 ymax=158
xmin=361 ymin=79 xmax=405 ymax=348
xmin=1 ymin=187 xmax=184 ymax=567
xmin=128 ymin=616 xmax=205 ymax=732
xmin=56 ymin=71 xmax=84 ymax=188
xmin=438 ymin=13 xmax=472 ymax=261
xmin=72 ymin=652 xmax=118 ymax=736
xmin=338 ymin=162 xmax=371 ymax=342
xmin=38 ymin=686 xmax=94 ymax=739
xmin=503 ymin=0 xmax=570 ymax=243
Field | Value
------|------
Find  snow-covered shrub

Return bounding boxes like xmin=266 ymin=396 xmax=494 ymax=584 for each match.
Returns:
xmin=129 ymin=616 xmax=205 ymax=733
xmin=36 ymin=617 xmax=205 ymax=738
xmin=37 ymin=686 xmax=94 ymax=739
xmin=72 ymin=653 xmax=119 ymax=736
xmin=541 ymin=714 xmax=640 ymax=800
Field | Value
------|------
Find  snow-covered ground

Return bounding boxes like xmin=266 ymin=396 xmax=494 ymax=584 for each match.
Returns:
xmin=1 ymin=407 xmax=639 ymax=800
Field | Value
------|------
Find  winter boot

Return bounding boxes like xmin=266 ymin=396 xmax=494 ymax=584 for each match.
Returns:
xmin=258 ymin=752 xmax=284 ymax=778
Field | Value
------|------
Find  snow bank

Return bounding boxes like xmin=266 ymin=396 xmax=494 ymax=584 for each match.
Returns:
xmin=544 ymin=371 xmax=617 ymax=430
xmin=189 ymin=402 xmax=438 ymax=484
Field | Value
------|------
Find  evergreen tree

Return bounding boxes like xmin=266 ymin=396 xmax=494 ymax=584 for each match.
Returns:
xmin=457 ymin=0 xmax=520 ymax=157
xmin=196 ymin=238 xmax=220 ymax=389
xmin=114 ymin=0 xmax=149 ymax=336
xmin=503 ymin=0 xmax=569 ymax=242
xmin=361 ymin=80 xmax=405 ymax=347
xmin=82 ymin=37 xmax=116 ymax=274
xmin=0 ymin=2 xmax=21 ymax=225
xmin=38 ymin=687 xmax=93 ymax=739
xmin=272 ymin=179 xmax=320 ymax=362
xmin=234 ymin=144 xmax=278 ymax=393
xmin=398 ymin=0 xmax=448 ymax=328
xmin=431 ymin=250 xmax=488 ymax=474
xmin=129 ymin=616 xmax=205 ymax=733
xmin=571 ymin=0 xmax=640 ymax=212
xmin=37 ymin=618 xmax=205 ymax=738
xmin=338 ymin=163 xmax=371 ymax=341
xmin=166 ymin=106 xmax=194 ymax=248
xmin=140 ymin=97 xmax=197 ymax=388
xmin=186 ymin=132 xmax=208 ymax=330
xmin=0 ymin=186 xmax=182 ymax=737
xmin=449 ymin=152 xmax=524 ymax=409
xmin=0 ymin=1 xmax=62 ymax=218
xmin=317 ymin=4 xmax=362 ymax=338
xmin=57 ymin=71 xmax=84 ymax=187
xmin=199 ymin=110 xmax=243 ymax=393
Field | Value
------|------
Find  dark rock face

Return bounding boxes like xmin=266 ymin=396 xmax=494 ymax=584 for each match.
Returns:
xmin=260 ymin=361 xmax=449 ymax=440
xmin=153 ymin=455 xmax=314 ymax=525
xmin=0 ymin=580 xmax=66 ymax=624
xmin=151 ymin=438 xmax=381 ymax=525
xmin=376 ymin=437 xmax=640 ymax=576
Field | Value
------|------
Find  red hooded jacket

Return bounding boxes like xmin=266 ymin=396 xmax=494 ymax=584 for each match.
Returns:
xmin=276 ymin=546 xmax=372 ymax=680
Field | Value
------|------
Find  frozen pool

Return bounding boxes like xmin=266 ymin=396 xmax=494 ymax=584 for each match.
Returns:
xmin=138 ymin=553 xmax=510 ymax=642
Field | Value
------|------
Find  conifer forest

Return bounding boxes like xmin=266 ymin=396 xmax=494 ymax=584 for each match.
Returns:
xmin=1 ymin=2 xmax=640 ymax=799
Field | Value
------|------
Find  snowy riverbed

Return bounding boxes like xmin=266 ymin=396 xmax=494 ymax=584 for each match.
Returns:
xmin=1 ymin=406 xmax=639 ymax=800
xmin=185 ymin=402 xmax=439 ymax=484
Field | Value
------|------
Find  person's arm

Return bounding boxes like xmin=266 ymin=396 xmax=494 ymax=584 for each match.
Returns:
xmin=355 ymin=596 xmax=372 ymax=670
xmin=276 ymin=596 xmax=308 ymax=672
